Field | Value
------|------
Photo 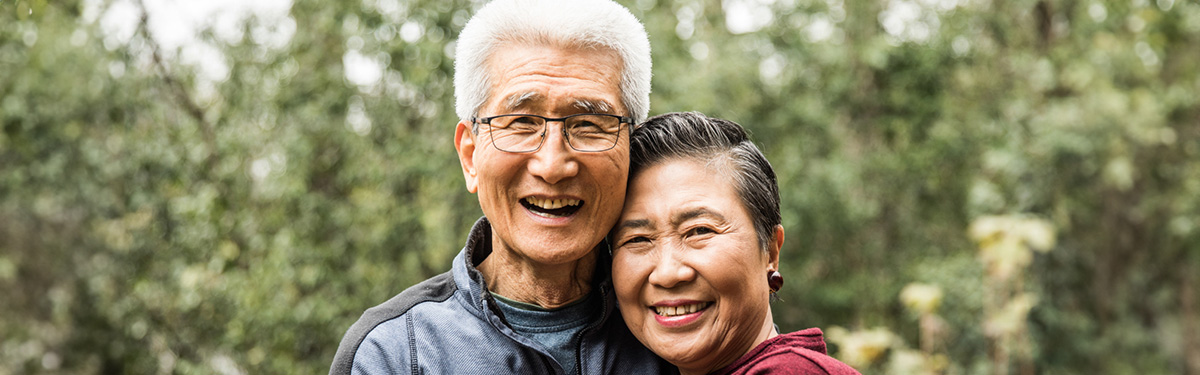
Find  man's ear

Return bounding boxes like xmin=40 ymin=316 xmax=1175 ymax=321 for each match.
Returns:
xmin=454 ymin=121 xmax=479 ymax=193
xmin=768 ymin=224 xmax=784 ymax=271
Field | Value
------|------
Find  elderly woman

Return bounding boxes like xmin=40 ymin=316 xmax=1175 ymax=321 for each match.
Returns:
xmin=610 ymin=112 xmax=860 ymax=375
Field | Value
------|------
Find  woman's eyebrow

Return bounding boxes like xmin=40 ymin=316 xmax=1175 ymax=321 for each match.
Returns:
xmin=615 ymin=218 xmax=652 ymax=233
xmin=670 ymin=208 xmax=724 ymax=227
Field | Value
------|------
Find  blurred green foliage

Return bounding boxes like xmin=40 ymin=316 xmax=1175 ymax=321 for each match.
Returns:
xmin=2 ymin=0 xmax=1198 ymax=373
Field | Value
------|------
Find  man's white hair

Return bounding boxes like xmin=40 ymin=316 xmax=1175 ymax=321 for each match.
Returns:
xmin=453 ymin=0 xmax=652 ymax=123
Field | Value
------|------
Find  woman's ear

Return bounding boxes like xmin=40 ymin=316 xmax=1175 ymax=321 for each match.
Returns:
xmin=768 ymin=224 xmax=784 ymax=271
xmin=455 ymin=121 xmax=479 ymax=193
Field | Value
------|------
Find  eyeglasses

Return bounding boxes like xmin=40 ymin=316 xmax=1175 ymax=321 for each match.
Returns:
xmin=471 ymin=113 xmax=633 ymax=153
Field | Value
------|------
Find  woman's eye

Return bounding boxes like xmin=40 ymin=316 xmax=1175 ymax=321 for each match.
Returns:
xmin=616 ymin=236 xmax=654 ymax=253
xmin=686 ymin=227 xmax=716 ymax=237
xmin=619 ymin=235 xmax=657 ymax=253
xmin=621 ymin=236 xmax=650 ymax=246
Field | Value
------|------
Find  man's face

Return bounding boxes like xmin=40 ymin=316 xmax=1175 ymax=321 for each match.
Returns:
xmin=455 ymin=43 xmax=629 ymax=266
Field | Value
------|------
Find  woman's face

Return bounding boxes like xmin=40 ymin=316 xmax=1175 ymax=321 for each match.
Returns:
xmin=611 ymin=158 xmax=781 ymax=374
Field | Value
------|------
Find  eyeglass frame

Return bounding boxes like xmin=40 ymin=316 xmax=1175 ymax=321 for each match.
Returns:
xmin=470 ymin=113 xmax=636 ymax=153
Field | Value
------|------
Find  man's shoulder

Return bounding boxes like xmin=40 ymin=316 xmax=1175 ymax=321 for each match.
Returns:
xmin=364 ymin=271 xmax=460 ymax=322
xmin=329 ymin=271 xmax=460 ymax=375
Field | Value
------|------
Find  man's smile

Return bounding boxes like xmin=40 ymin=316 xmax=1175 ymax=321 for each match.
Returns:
xmin=522 ymin=197 xmax=584 ymax=218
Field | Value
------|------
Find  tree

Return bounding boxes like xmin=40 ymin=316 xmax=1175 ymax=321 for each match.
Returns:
xmin=2 ymin=0 xmax=1196 ymax=373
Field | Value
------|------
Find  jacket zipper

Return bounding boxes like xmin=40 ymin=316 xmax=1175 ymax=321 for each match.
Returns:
xmin=575 ymin=281 xmax=612 ymax=375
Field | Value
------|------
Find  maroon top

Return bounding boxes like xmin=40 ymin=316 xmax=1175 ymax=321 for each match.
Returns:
xmin=711 ymin=328 xmax=861 ymax=375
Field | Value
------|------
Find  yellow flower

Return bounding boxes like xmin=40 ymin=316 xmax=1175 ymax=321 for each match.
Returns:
xmin=969 ymin=215 xmax=1057 ymax=280
xmin=968 ymin=215 xmax=1009 ymax=243
xmin=827 ymin=326 xmax=897 ymax=368
xmin=979 ymin=234 xmax=1031 ymax=280
xmin=900 ymin=283 xmax=944 ymax=315
xmin=983 ymin=293 xmax=1038 ymax=338
xmin=1015 ymin=218 xmax=1056 ymax=252
xmin=886 ymin=349 xmax=926 ymax=375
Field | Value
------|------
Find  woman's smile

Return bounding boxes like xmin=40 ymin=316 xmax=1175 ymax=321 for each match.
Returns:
xmin=650 ymin=301 xmax=714 ymax=327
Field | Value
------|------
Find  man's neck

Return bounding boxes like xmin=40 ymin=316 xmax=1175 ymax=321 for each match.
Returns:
xmin=477 ymin=240 xmax=597 ymax=310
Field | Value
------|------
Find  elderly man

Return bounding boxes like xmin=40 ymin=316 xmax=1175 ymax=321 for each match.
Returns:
xmin=329 ymin=0 xmax=671 ymax=374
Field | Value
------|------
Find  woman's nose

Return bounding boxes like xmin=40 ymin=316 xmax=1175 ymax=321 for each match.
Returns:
xmin=646 ymin=247 xmax=696 ymax=288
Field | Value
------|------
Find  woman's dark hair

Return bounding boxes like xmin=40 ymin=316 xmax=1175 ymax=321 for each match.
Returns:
xmin=630 ymin=112 xmax=781 ymax=251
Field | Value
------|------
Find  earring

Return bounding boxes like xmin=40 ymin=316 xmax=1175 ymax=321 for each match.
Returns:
xmin=768 ymin=270 xmax=784 ymax=293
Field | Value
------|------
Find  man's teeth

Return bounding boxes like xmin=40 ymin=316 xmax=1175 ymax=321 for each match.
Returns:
xmin=654 ymin=303 xmax=709 ymax=317
xmin=525 ymin=197 xmax=581 ymax=210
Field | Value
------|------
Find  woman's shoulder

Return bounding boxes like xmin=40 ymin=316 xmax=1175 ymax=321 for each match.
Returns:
xmin=714 ymin=328 xmax=862 ymax=375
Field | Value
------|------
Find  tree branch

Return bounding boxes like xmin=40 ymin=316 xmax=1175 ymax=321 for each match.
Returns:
xmin=133 ymin=0 xmax=219 ymax=173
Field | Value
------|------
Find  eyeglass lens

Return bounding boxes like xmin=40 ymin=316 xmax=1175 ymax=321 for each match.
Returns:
xmin=486 ymin=114 xmax=622 ymax=152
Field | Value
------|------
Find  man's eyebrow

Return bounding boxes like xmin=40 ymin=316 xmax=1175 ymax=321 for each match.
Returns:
xmin=572 ymin=98 xmax=615 ymax=114
xmin=671 ymin=208 xmax=725 ymax=227
xmin=503 ymin=91 xmax=542 ymax=112
xmin=614 ymin=218 xmax=652 ymax=233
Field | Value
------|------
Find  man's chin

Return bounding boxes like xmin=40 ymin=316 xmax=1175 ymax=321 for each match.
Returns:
xmin=514 ymin=241 xmax=600 ymax=265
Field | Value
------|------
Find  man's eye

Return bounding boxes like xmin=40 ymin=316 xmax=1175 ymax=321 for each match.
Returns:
xmin=686 ymin=227 xmax=715 ymax=237
xmin=507 ymin=116 xmax=541 ymax=128
xmin=568 ymin=116 xmax=618 ymax=134
xmin=497 ymin=116 xmax=542 ymax=132
xmin=571 ymin=120 xmax=601 ymax=130
xmin=512 ymin=116 xmax=540 ymax=125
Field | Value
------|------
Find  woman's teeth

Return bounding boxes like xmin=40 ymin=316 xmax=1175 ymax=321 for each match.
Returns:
xmin=653 ymin=303 xmax=710 ymax=317
xmin=525 ymin=197 xmax=581 ymax=209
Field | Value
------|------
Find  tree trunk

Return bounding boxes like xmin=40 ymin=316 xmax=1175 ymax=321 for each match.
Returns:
xmin=1183 ymin=259 xmax=1199 ymax=375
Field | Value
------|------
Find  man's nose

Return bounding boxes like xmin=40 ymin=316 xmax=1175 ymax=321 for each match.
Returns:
xmin=527 ymin=122 xmax=579 ymax=184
